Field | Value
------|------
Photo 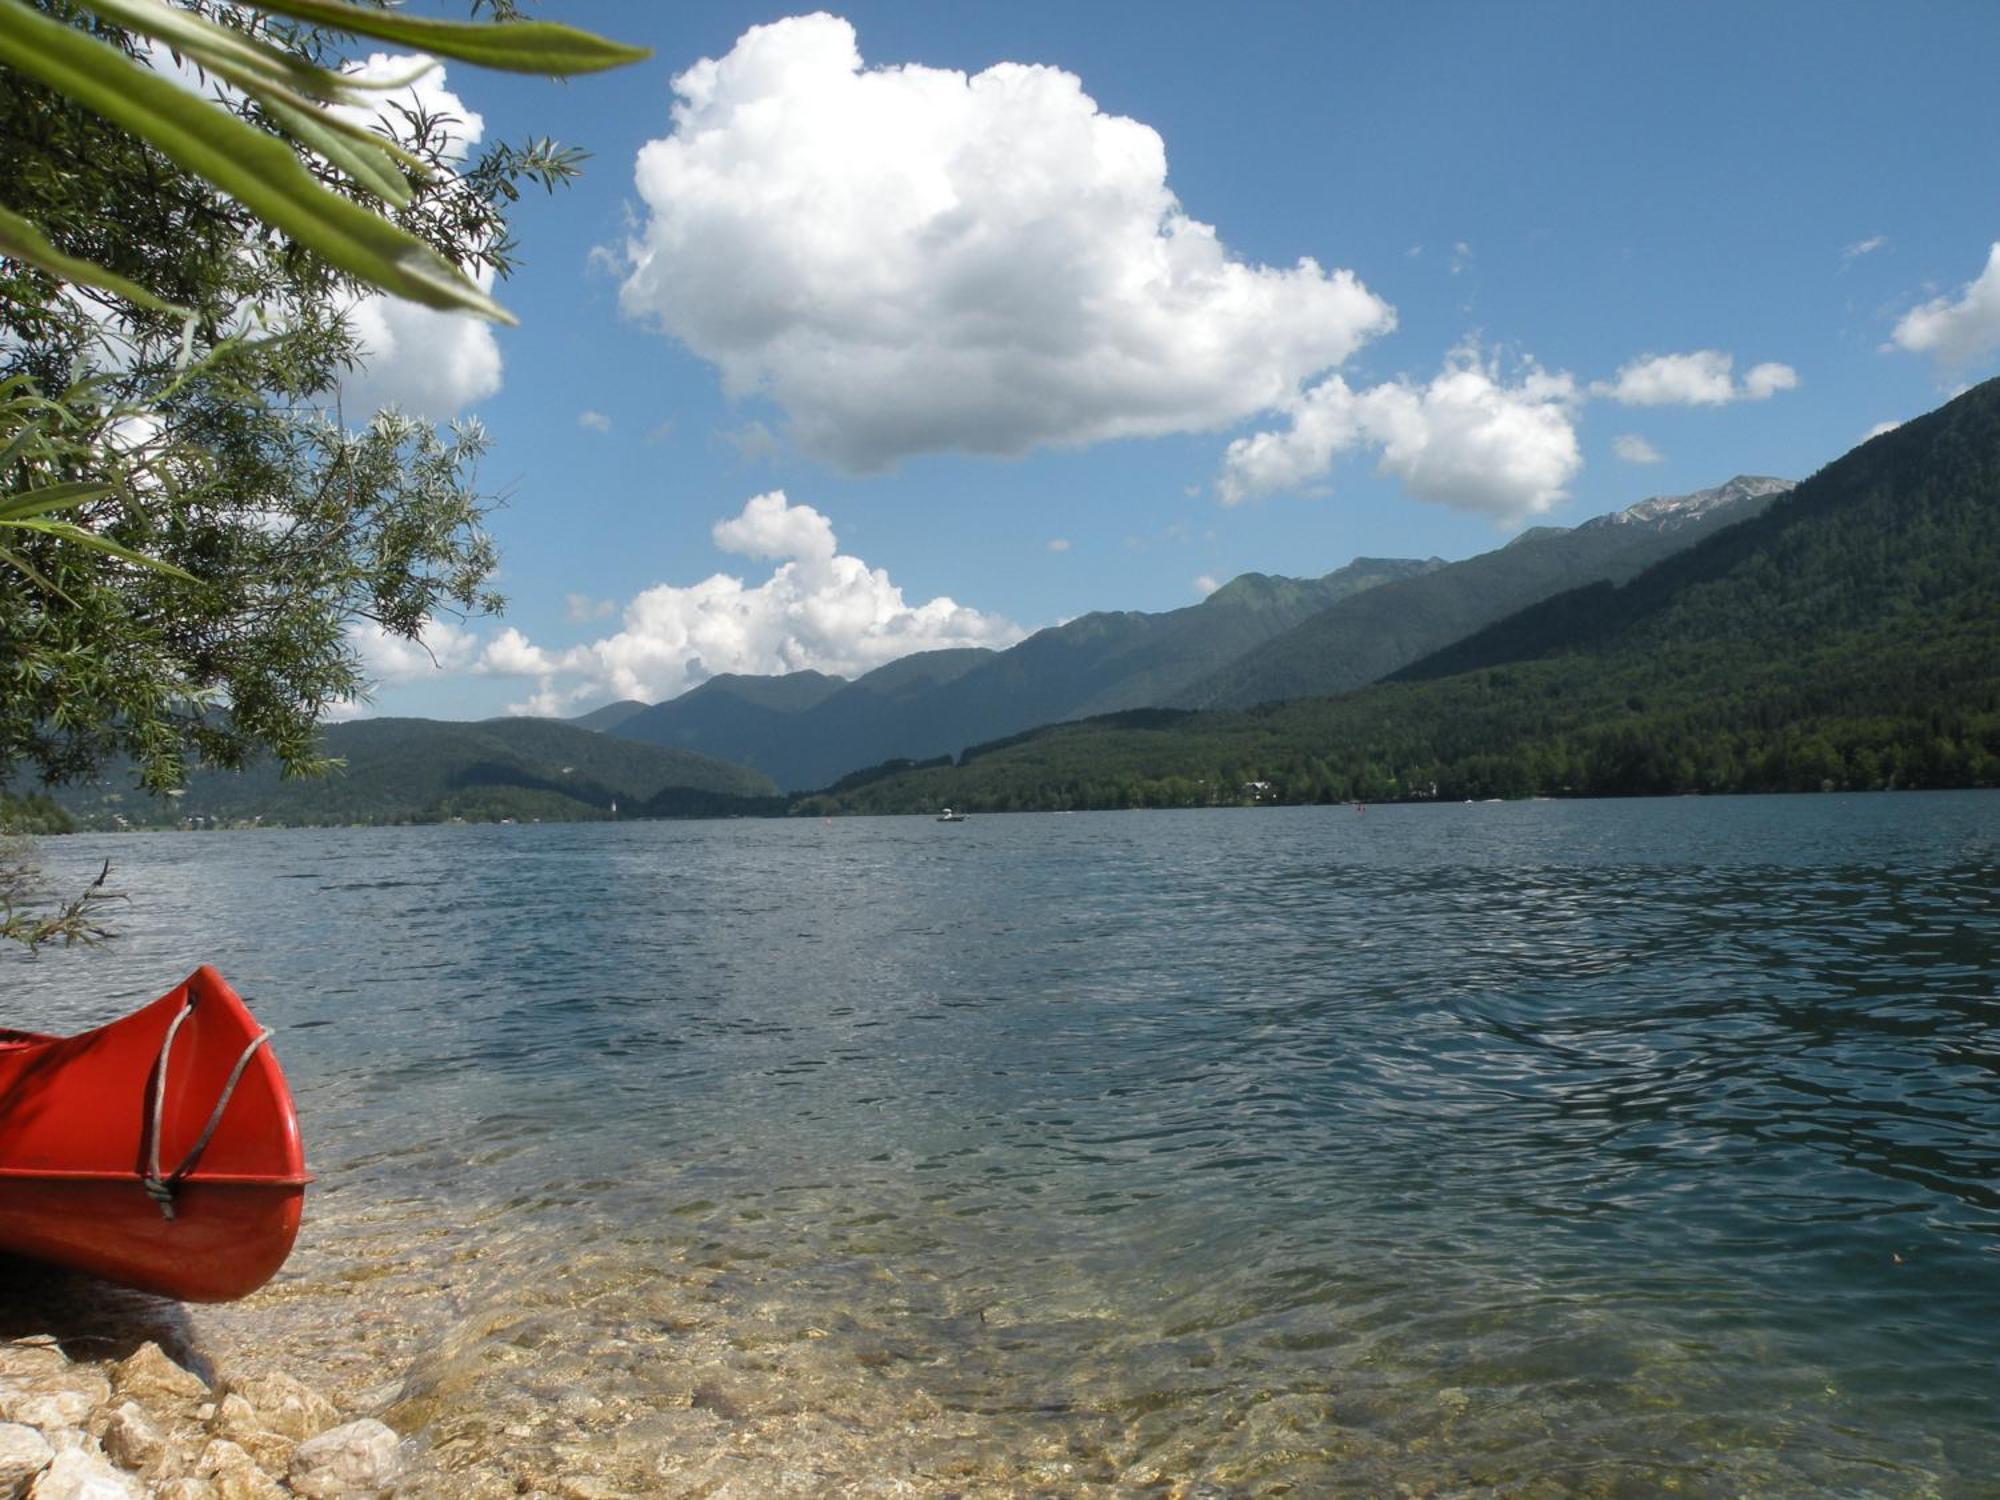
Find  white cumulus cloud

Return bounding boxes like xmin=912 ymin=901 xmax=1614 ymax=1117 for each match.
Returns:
xmin=1594 ymin=350 xmax=1798 ymax=407
xmin=490 ymin=493 xmax=1024 ymax=714
xmin=1613 ymin=433 xmax=1664 ymax=465
xmin=347 ymin=616 xmax=481 ymax=688
xmin=1218 ymin=350 xmax=1582 ymax=521
xmin=1742 ymin=361 xmax=1799 ymax=400
xmin=333 ymin=56 xmax=503 ymax=422
xmin=1888 ymin=243 xmax=2000 ymax=370
xmin=340 ymin=282 xmax=502 ymax=420
xmin=615 ymin=14 xmax=1394 ymax=471
xmin=578 ymin=410 xmax=612 ymax=433
xmin=128 ymin=42 xmax=500 ymax=422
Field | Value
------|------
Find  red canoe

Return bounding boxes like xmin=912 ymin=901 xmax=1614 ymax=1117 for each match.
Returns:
xmin=0 ymin=966 xmax=309 ymax=1302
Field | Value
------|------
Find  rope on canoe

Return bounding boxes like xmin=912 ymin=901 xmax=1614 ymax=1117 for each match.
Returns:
xmin=142 ymin=997 xmax=272 ymax=1221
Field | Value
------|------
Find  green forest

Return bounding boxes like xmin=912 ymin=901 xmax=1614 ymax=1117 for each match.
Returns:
xmin=801 ymin=380 xmax=2000 ymax=815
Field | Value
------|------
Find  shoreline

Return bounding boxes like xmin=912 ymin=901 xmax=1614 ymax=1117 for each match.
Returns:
xmin=0 ymin=1261 xmax=399 ymax=1499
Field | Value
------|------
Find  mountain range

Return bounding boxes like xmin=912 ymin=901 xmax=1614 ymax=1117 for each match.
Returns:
xmin=56 ymin=375 xmax=1999 ymax=827
xmin=597 ymin=479 xmax=1787 ymax=790
xmin=815 ymin=379 xmax=2000 ymax=812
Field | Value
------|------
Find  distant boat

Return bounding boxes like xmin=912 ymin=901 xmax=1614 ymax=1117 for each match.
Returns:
xmin=936 ymin=808 xmax=967 ymax=822
xmin=0 ymin=967 xmax=309 ymax=1302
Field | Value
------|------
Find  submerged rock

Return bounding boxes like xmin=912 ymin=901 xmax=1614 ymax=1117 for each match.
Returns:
xmin=217 ymin=1378 xmax=335 ymax=1447
xmin=286 ymin=1420 xmax=401 ymax=1499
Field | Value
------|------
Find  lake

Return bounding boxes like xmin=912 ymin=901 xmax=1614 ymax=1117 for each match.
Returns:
xmin=10 ymin=793 xmax=1998 ymax=1496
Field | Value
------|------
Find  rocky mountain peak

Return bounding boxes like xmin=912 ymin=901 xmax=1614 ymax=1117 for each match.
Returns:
xmin=1590 ymin=475 xmax=1794 ymax=531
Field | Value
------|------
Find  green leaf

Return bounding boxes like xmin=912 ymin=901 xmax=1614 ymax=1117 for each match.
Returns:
xmin=81 ymin=0 xmax=349 ymax=102
xmin=0 ymin=415 xmax=44 ymax=476
xmin=0 ymin=482 xmax=119 ymax=521
xmin=261 ymin=95 xmax=413 ymax=207
xmin=248 ymin=0 xmax=651 ymax=75
xmin=0 ymin=4 xmax=513 ymax=322
xmin=0 ymin=203 xmax=194 ymax=317
xmin=0 ymin=543 xmax=66 ymax=599
xmin=4 ymin=518 xmax=199 ymax=581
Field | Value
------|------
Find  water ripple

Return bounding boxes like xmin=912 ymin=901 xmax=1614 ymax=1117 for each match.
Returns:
xmin=8 ymin=792 xmax=1996 ymax=1494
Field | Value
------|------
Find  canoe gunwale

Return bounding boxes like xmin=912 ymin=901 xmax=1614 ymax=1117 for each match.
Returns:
xmin=0 ymin=1166 xmax=313 ymax=1187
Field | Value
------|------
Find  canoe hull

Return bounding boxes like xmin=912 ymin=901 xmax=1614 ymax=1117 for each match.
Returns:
xmin=0 ymin=966 xmax=309 ymax=1302
xmin=0 ymin=1176 xmax=304 ymax=1302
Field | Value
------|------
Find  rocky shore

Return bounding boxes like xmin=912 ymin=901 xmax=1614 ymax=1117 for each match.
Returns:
xmin=0 ymin=1334 xmax=398 ymax=1500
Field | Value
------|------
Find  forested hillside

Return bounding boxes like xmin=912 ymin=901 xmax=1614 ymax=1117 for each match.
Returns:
xmin=60 ymin=716 xmax=778 ymax=828
xmin=806 ymin=386 xmax=2000 ymax=812
xmin=1173 ymin=476 xmax=1791 ymax=709
xmin=605 ymin=558 xmax=1430 ymax=788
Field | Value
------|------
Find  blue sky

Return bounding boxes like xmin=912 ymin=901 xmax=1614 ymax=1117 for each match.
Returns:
xmin=346 ymin=1 xmax=2000 ymax=719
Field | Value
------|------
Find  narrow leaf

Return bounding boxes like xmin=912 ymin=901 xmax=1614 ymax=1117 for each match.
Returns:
xmin=0 ymin=6 xmax=513 ymax=322
xmin=0 ymin=416 xmax=44 ymax=475
xmin=5 ymin=518 xmax=199 ymax=580
xmin=0 ymin=543 xmax=70 ymax=600
xmin=0 ymin=482 xmax=119 ymax=521
xmin=262 ymin=95 xmax=413 ymax=207
xmin=248 ymin=0 xmax=651 ymax=75
xmin=81 ymin=0 xmax=349 ymax=102
xmin=0 ymin=203 xmax=194 ymax=317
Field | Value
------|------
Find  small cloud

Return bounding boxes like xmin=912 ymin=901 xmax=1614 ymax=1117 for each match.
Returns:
xmin=578 ymin=409 xmax=612 ymax=433
xmin=719 ymin=420 xmax=781 ymax=465
xmin=1613 ymin=433 xmax=1664 ymax=465
xmin=1594 ymin=350 xmax=1798 ymax=406
xmin=643 ymin=418 xmax=676 ymax=445
xmin=1193 ymin=574 xmax=1221 ymax=596
xmin=1218 ymin=345 xmax=1581 ymax=520
xmin=1406 ymin=243 xmax=1423 ymax=258
xmin=1045 ymin=537 xmax=1071 ymax=553
xmin=1742 ymin=362 xmax=1799 ymax=400
xmin=566 ymin=592 xmax=617 ymax=623
xmin=1887 ymin=242 xmax=2000 ymax=371
xmin=1842 ymin=234 xmax=1887 ymax=264
xmin=1863 ymin=420 xmax=1902 ymax=441
xmin=1450 ymin=241 xmax=1473 ymax=275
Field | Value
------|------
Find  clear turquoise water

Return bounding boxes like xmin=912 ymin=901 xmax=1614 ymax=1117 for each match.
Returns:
xmin=12 ymin=794 xmax=1998 ymax=1495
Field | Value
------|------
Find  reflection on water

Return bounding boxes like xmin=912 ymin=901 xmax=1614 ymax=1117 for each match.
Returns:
xmin=10 ymin=793 xmax=1998 ymax=1495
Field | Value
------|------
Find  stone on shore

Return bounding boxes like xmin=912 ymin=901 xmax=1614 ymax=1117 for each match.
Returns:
xmin=0 ymin=1369 xmax=110 ymax=1435
xmin=110 ymin=1347 xmax=207 ymax=1409
xmin=1 ymin=1329 xmax=397 ymax=1498
xmin=286 ymin=1420 xmax=401 ymax=1499
xmin=95 ymin=1407 xmax=165 ymax=1476
xmin=0 ymin=1422 xmax=54 ymax=1499
xmin=23 ymin=1447 xmax=139 ymax=1500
